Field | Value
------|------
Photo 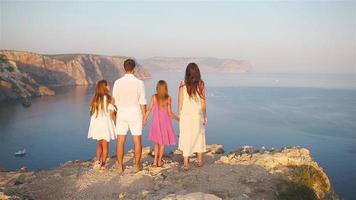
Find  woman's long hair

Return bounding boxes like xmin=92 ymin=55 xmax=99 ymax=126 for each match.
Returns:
xmin=90 ymin=80 xmax=111 ymax=117
xmin=184 ymin=63 xmax=205 ymax=99
xmin=156 ymin=80 xmax=169 ymax=106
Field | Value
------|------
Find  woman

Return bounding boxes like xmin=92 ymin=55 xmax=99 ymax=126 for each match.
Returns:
xmin=178 ymin=63 xmax=208 ymax=170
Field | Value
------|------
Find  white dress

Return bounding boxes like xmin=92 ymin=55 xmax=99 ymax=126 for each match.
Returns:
xmin=178 ymin=85 xmax=206 ymax=157
xmin=88 ymin=95 xmax=116 ymax=142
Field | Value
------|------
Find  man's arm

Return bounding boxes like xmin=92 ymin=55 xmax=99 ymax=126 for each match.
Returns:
xmin=112 ymin=80 xmax=119 ymax=106
xmin=139 ymin=81 xmax=147 ymax=121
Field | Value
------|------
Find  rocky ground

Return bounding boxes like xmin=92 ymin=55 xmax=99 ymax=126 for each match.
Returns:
xmin=0 ymin=145 xmax=339 ymax=200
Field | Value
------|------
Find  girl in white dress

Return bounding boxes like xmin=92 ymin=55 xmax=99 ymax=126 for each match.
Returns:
xmin=178 ymin=63 xmax=208 ymax=170
xmin=88 ymin=80 xmax=116 ymax=170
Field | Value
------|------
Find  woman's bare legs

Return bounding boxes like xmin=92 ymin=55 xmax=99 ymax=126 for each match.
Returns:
xmin=153 ymin=143 xmax=159 ymax=166
xmin=183 ymin=156 xmax=189 ymax=170
xmin=196 ymin=152 xmax=203 ymax=167
xmin=158 ymin=145 xmax=165 ymax=167
xmin=96 ymin=141 xmax=103 ymax=163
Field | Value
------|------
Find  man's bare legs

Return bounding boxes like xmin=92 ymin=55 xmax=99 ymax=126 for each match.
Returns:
xmin=116 ymin=135 xmax=142 ymax=173
xmin=133 ymin=135 xmax=142 ymax=171
xmin=116 ymin=135 xmax=126 ymax=173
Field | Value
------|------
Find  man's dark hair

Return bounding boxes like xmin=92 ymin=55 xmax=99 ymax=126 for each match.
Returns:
xmin=124 ymin=59 xmax=136 ymax=72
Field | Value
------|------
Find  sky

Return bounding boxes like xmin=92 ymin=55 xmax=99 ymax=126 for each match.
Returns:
xmin=0 ymin=1 xmax=355 ymax=74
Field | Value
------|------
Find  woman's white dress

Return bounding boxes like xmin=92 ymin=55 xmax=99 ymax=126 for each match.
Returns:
xmin=178 ymin=85 xmax=206 ymax=157
xmin=88 ymin=95 xmax=116 ymax=142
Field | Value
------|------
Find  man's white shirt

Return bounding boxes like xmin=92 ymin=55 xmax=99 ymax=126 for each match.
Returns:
xmin=112 ymin=74 xmax=146 ymax=108
xmin=112 ymin=74 xmax=146 ymax=135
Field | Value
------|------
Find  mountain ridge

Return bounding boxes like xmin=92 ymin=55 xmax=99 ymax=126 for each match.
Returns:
xmin=140 ymin=56 xmax=252 ymax=73
xmin=0 ymin=50 xmax=150 ymax=101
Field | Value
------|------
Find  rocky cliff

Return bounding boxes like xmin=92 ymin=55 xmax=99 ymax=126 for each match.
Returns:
xmin=0 ymin=50 xmax=151 ymax=101
xmin=0 ymin=55 xmax=55 ymax=101
xmin=0 ymin=145 xmax=339 ymax=200
xmin=140 ymin=57 xmax=252 ymax=73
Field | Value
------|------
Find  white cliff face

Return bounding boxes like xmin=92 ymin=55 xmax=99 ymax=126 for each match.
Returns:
xmin=0 ymin=144 xmax=339 ymax=200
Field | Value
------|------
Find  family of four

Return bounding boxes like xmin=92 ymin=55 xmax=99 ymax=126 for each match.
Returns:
xmin=87 ymin=59 xmax=207 ymax=173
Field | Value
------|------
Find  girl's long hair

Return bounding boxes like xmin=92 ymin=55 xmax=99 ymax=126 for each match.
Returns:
xmin=183 ymin=63 xmax=205 ymax=99
xmin=156 ymin=80 xmax=169 ymax=106
xmin=90 ymin=80 xmax=111 ymax=117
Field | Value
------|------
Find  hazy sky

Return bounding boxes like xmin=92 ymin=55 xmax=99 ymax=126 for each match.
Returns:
xmin=0 ymin=1 xmax=355 ymax=74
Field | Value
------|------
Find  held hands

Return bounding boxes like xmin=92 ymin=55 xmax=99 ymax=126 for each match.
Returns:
xmin=143 ymin=116 xmax=147 ymax=126
xmin=203 ymin=115 xmax=208 ymax=125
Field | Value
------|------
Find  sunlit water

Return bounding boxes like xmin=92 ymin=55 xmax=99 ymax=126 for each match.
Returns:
xmin=0 ymin=72 xmax=355 ymax=199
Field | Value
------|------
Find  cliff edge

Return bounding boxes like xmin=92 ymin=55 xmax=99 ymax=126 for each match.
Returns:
xmin=0 ymin=145 xmax=339 ymax=200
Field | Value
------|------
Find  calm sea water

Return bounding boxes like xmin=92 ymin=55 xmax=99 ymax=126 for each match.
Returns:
xmin=0 ymin=72 xmax=355 ymax=199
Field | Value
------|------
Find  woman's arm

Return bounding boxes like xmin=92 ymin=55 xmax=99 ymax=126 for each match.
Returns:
xmin=200 ymin=82 xmax=208 ymax=125
xmin=143 ymin=95 xmax=155 ymax=125
xmin=168 ymin=96 xmax=179 ymax=121
xmin=178 ymin=81 xmax=183 ymax=115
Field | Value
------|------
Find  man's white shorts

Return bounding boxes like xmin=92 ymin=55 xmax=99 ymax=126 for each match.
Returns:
xmin=115 ymin=107 xmax=143 ymax=136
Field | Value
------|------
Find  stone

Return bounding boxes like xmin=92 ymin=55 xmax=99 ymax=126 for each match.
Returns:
xmin=162 ymin=192 xmax=222 ymax=200
xmin=206 ymin=144 xmax=224 ymax=154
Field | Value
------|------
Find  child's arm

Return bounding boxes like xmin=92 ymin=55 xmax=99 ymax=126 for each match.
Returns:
xmin=168 ymin=96 xmax=179 ymax=121
xmin=143 ymin=95 xmax=155 ymax=125
xmin=109 ymin=98 xmax=117 ymax=124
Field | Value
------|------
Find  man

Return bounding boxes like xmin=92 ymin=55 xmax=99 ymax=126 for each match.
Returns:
xmin=112 ymin=59 xmax=146 ymax=173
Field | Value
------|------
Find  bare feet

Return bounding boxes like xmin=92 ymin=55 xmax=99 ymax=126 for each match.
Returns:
xmin=93 ymin=160 xmax=101 ymax=170
xmin=99 ymin=162 xmax=108 ymax=172
xmin=134 ymin=164 xmax=142 ymax=173
xmin=182 ymin=165 xmax=190 ymax=171
xmin=117 ymin=163 xmax=124 ymax=175
xmin=157 ymin=159 xmax=165 ymax=167
xmin=195 ymin=160 xmax=203 ymax=167
xmin=151 ymin=162 xmax=157 ymax=167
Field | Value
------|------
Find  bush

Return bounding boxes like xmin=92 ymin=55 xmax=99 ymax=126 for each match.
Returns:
xmin=276 ymin=182 xmax=317 ymax=200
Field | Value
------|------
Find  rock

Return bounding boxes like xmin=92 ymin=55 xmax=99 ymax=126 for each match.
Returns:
xmin=0 ymin=55 xmax=55 ymax=101
xmin=206 ymin=144 xmax=224 ymax=154
xmin=216 ymin=146 xmax=336 ymax=199
xmin=162 ymin=192 xmax=222 ymax=200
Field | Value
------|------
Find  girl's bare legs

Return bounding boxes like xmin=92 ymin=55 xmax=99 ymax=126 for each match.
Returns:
xmin=153 ymin=143 xmax=159 ymax=166
xmin=101 ymin=140 xmax=108 ymax=167
xmin=96 ymin=141 xmax=103 ymax=163
xmin=158 ymin=145 xmax=165 ymax=167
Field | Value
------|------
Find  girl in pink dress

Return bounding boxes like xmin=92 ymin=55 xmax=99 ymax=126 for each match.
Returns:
xmin=144 ymin=80 xmax=179 ymax=167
